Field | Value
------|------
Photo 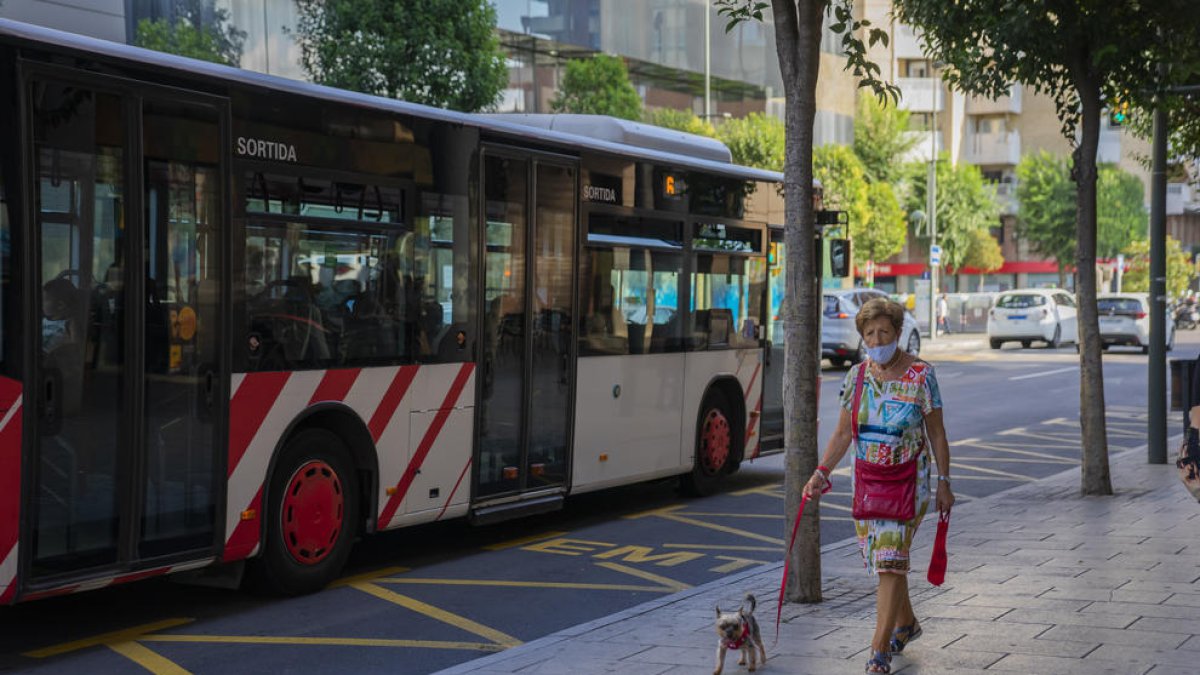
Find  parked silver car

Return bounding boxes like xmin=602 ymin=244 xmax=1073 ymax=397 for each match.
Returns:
xmin=821 ymin=288 xmax=921 ymax=367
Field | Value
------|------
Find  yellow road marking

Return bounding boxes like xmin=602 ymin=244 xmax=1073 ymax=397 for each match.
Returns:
xmin=377 ymin=577 xmax=672 ymax=593
xmin=24 ymin=618 xmax=194 ymax=658
xmin=664 ymin=543 xmax=780 ymax=552
xmin=651 ymin=510 xmax=785 ymax=545
xmin=685 ymin=511 xmax=784 ymax=519
xmin=731 ymin=484 xmax=785 ymax=497
xmin=595 ymin=562 xmax=690 ymax=592
xmin=955 ymin=438 xmax=1079 ymax=463
xmin=330 ymin=566 xmax=410 ymax=588
xmin=350 ymin=582 xmax=521 ymax=648
xmin=106 ymin=641 xmax=191 ymax=675
xmin=623 ymin=504 xmax=688 ymax=520
xmin=483 ymin=531 xmax=568 ymax=551
xmin=141 ymin=634 xmax=503 ymax=652
xmin=710 ymin=556 xmax=771 ymax=574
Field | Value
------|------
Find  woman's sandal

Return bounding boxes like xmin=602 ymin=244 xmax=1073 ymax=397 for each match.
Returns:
xmin=889 ymin=621 xmax=923 ymax=655
xmin=865 ymin=649 xmax=892 ymax=673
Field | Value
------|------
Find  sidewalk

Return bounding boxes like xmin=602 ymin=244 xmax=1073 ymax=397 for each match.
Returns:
xmin=921 ymin=332 xmax=987 ymax=353
xmin=438 ymin=446 xmax=1200 ymax=675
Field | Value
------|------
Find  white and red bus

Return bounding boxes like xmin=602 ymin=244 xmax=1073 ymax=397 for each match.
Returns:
xmin=0 ymin=20 xmax=793 ymax=602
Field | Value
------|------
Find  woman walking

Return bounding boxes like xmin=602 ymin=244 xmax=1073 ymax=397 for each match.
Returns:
xmin=803 ymin=298 xmax=955 ymax=673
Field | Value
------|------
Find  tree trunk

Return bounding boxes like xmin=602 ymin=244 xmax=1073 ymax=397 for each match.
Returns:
xmin=775 ymin=0 xmax=824 ymax=603
xmin=1057 ymin=263 xmax=1067 ymax=290
xmin=1068 ymin=51 xmax=1113 ymax=496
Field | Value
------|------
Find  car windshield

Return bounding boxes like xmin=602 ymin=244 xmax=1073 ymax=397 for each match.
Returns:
xmin=996 ymin=294 xmax=1046 ymax=309
xmin=1097 ymin=298 xmax=1142 ymax=314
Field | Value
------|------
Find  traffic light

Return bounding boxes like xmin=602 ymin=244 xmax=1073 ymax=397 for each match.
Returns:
xmin=1109 ymin=97 xmax=1130 ymax=126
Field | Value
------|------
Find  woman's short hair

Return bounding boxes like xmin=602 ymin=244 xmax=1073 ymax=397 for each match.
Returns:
xmin=856 ymin=297 xmax=905 ymax=335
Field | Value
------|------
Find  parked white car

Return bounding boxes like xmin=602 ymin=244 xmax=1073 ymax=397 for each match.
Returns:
xmin=822 ymin=288 xmax=921 ymax=367
xmin=987 ymin=289 xmax=1079 ymax=349
xmin=1097 ymin=293 xmax=1174 ymax=354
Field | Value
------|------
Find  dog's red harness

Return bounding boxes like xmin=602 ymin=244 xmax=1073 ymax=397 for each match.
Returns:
xmin=724 ymin=619 xmax=750 ymax=650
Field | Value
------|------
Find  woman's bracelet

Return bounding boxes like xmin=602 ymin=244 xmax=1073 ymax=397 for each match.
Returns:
xmin=816 ymin=464 xmax=831 ymax=477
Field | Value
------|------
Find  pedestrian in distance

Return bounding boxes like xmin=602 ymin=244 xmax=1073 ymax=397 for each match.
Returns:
xmin=803 ymin=298 xmax=955 ymax=674
xmin=936 ymin=293 xmax=951 ymax=335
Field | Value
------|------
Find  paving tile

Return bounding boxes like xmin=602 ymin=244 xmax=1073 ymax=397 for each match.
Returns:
xmin=941 ymin=633 xmax=1096 ymax=657
xmin=1080 ymin=600 xmax=1200 ymax=622
xmin=959 ymin=594 xmax=1090 ymax=611
xmin=1038 ymin=624 xmax=1190 ymax=650
xmin=983 ymin=653 xmax=1152 ymax=675
xmin=993 ymin=608 xmax=1137 ymax=629
xmin=1039 ymin=588 xmax=1172 ymax=604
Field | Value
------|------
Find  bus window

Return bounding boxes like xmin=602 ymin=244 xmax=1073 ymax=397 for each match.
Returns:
xmin=244 ymin=222 xmax=408 ymax=369
xmin=415 ymin=191 xmax=473 ymax=363
xmin=691 ymin=253 xmax=765 ymax=350
xmin=580 ymin=247 xmax=683 ymax=356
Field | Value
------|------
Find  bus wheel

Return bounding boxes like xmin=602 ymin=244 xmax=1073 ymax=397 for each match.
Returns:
xmin=683 ymin=390 xmax=733 ymax=497
xmin=248 ymin=428 xmax=359 ymax=596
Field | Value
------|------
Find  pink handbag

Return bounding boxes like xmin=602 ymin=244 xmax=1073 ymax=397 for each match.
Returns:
xmin=849 ymin=364 xmax=918 ymax=521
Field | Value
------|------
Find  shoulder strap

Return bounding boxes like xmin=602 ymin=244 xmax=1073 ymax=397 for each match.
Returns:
xmin=851 ymin=363 xmax=867 ymax=444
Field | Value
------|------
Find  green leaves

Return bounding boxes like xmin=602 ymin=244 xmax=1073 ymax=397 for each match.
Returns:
xmin=715 ymin=113 xmax=786 ymax=171
xmin=292 ymin=0 xmax=507 ymax=112
xmin=904 ymin=153 xmax=999 ymax=273
xmin=549 ymin=55 xmax=643 ymax=121
xmin=1121 ymin=236 xmax=1195 ymax=297
xmin=134 ymin=1 xmax=244 ymax=67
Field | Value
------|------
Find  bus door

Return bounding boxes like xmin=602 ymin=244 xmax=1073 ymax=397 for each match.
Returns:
xmin=26 ymin=72 xmax=226 ymax=583
xmin=475 ymin=151 xmax=577 ymax=509
xmin=760 ymin=228 xmax=785 ymax=449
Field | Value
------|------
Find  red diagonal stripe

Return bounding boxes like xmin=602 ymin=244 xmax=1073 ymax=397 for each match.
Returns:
xmin=435 ymin=457 xmax=473 ymax=521
xmin=369 ymin=366 xmax=420 ymax=443
xmin=378 ymin=363 xmax=474 ymax=528
xmin=744 ymin=363 xmax=761 ymax=402
xmin=745 ymin=394 xmax=763 ymax=448
xmin=308 ymin=368 xmax=361 ymax=406
xmin=228 ymin=372 xmax=291 ymax=478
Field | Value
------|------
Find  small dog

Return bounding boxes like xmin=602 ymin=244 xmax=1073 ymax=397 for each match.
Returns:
xmin=714 ymin=593 xmax=766 ymax=674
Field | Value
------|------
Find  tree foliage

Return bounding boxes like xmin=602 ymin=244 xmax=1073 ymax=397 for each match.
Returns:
xmin=293 ymin=0 xmax=507 ymax=112
xmin=861 ymin=181 xmax=908 ymax=279
xmin=1017 ymin=152 xmax=1147 ymax=271
xmin=1122 ymin=236 xmax=1195 ymax=298
xmin=1016 ymin=151 xmax=1076 ymax=276
xmin=853 ymin=97 xmax=918 ymax=185
xmin=644 ymin=108 xmax=716 ymax=138
xmin=903 ymin=154 xmax=998 ymax=274
xmin=550 ymin=55 xmax=643 ymax=121
xmin=715 ymin=113 xmax=785 ymax=172
xmin=134 ymin=0 xmax=244 ymax=66
xmin=962 ymin=228 xmax=1004 ymax=275
xmin=814 ymin=145 xmax=869 ymax=238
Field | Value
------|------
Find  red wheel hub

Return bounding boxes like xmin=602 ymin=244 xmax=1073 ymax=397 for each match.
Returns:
xmin=281 ymin=460 xmax=344 ymax=565
xmin=701 ymin=408 xmax=731 ymax=475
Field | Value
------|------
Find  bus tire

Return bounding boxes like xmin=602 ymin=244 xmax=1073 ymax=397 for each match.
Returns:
xmin=248 ymin=428 xmax=359 ymax=596
xmin=682 ymin=389 xmax=733 ymax=497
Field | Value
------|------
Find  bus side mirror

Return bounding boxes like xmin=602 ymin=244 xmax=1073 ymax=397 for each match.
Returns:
xmin=829 ymin=238 xmax=851 ymax=278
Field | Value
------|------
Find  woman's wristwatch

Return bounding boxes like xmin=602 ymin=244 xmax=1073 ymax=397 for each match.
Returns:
xmin=936 ymin=474 xmax=951 ymax=486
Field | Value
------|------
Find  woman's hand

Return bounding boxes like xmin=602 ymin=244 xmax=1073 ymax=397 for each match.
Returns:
xmin=802 ymin=471 xmax=827 ymax=500
xmin=936 ymin=480 xmax=955 ymax=514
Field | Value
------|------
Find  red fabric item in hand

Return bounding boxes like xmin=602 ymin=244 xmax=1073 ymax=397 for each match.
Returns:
xmin=927 ymin=510 xmax=950 ymax=586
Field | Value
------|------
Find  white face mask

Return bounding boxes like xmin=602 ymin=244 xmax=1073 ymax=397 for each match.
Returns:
xmin=866 ymin=340 xmax=898 ymax=364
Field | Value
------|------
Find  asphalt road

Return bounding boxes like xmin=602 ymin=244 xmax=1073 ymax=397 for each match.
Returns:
xmin=1 ymin=330 xmax=1191 ymax=674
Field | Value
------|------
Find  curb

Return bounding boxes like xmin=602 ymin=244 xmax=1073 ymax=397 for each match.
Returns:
xmin=435 ymin=439 xmax=1160 ymax=674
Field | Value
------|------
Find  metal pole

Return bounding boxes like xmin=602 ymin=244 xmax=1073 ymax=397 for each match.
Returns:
xmin=928 ymin=85 xmax=938 ymax=341
xmin=704 ymin=2 xmax=711 ymax=120
xmin=1148 ymin=71 xmax=1169 ymax=465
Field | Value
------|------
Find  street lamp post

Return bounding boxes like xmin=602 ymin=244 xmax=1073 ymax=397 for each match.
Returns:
xmin=927 ymin=76 xmax=939 ymax=341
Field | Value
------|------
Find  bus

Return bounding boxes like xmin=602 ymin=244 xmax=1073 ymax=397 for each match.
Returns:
xmin=0 ymin=19 xmax=804 ymax=602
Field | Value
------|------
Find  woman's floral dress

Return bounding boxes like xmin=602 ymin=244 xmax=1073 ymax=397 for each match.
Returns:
xmin=840 ymin=359 xmax=942 ymax=575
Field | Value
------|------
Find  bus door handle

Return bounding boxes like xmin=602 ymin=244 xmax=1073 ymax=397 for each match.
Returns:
xmin=197 ymin=364 xmax=216 ymax=421
xmin=41 ymin=367 xmax=63 ymax=435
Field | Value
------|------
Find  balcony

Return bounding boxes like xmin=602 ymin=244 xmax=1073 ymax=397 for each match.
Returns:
xmin=987 ymin=182 xmax=1019 ymax=216
xmin=897 ymin=77 xmax=944 ymax=113
xmin=894 ymin=23 xmax=926 ymax=60
xmin=965 ymin=130 xmax=1021 ymax=166
xmin=966 ymin=86 xmax=1023 ymax=115
xmin=902 ymin=131 xmax=943 ymax=163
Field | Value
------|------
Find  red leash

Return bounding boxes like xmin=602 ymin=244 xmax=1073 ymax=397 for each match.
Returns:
xmin=775 ymin=493 xmax=809 ymax=643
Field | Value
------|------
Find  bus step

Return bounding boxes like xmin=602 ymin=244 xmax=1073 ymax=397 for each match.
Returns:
xmin=469 ymin=493 xmax=563 ymax=526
